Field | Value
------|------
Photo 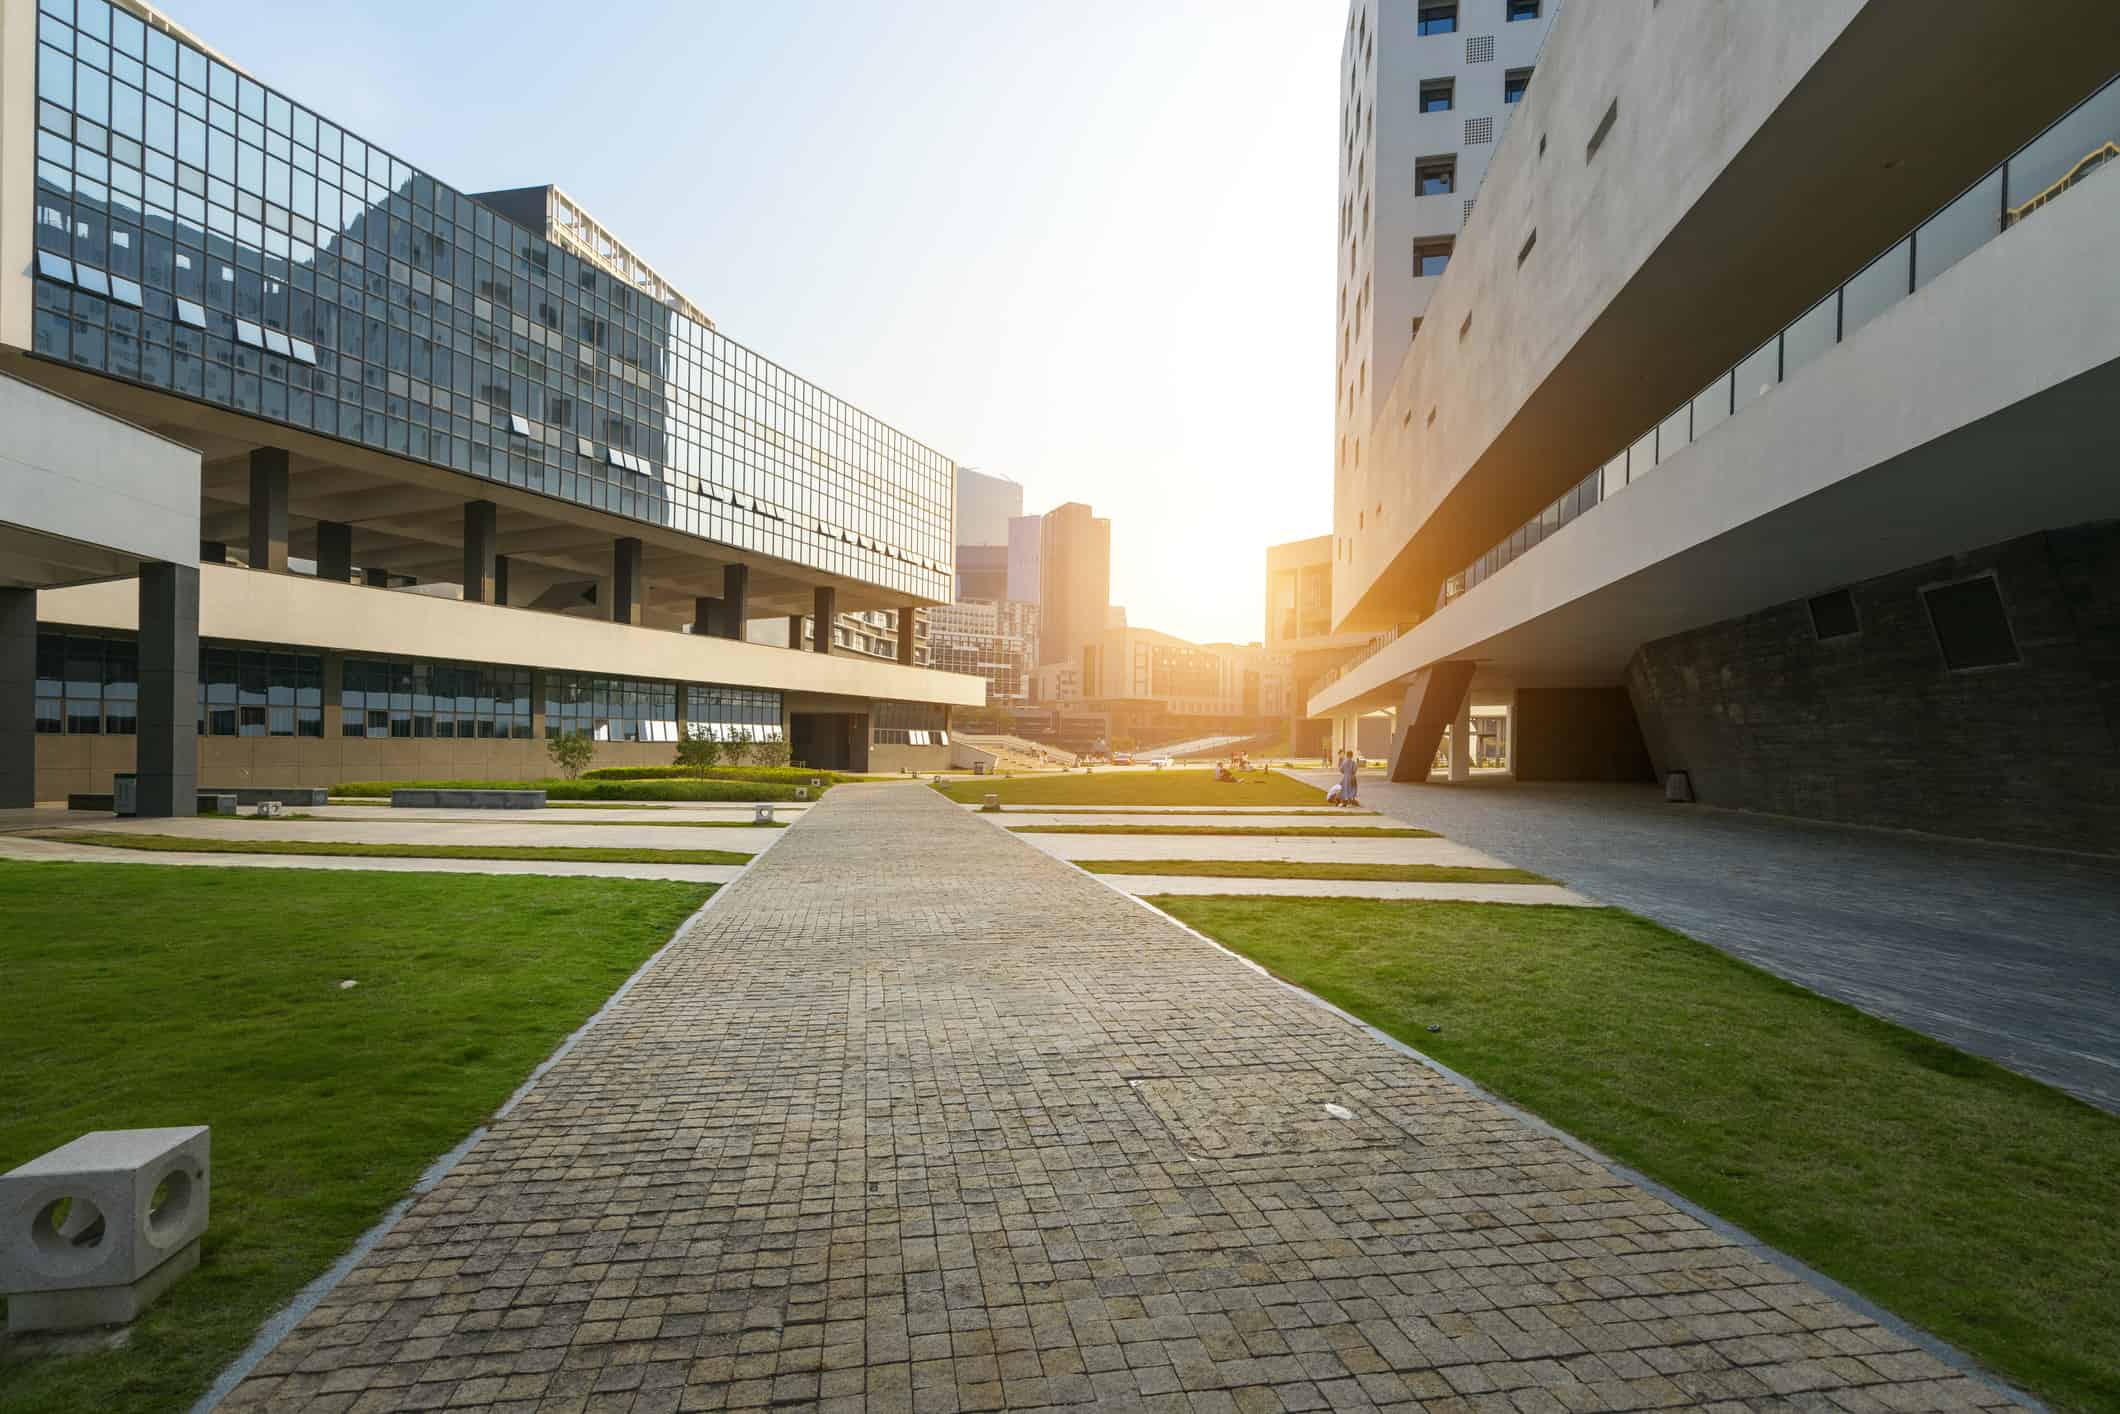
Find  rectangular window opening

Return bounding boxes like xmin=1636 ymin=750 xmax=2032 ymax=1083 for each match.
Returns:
xmin=1586 ymin=98 xmax=1619 ymax=162
xmin=1517 ymin=229 xmax=1536 ymax=266
xmin=1923 ymin=575 xmax=2019 ymax=671
xmin=1807 ymin=589 xmax=1859 ymax=642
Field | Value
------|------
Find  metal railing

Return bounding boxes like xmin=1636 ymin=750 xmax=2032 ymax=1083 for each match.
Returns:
xmin=1438 ymin=72 xmax=2119 ymax=613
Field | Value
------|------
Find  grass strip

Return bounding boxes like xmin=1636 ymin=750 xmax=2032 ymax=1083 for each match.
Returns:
xmin=1152 ymin=895 xmax=2120 ymax=1413
xmin=936 ymin=770 xmax=1325 ymax=807
xmin=333 ymin=777 xmax=807 ymax=802
xmin=1078 ymin=859 xmax=1549 ymax=883
xmin=283 ymin=816 xmax=781 ymax=830
xmin=44 ymin=831 xmax=752 ymax=866
xmin=986 ymin=806 xmax=1372 ymax=817
xmin=0 ymin=861 xmax=709 ymax=1414
xmin=1009 ymin=824 xmax=1437 ymax=838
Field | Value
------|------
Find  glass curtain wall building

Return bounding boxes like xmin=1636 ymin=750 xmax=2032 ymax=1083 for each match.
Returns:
xmin=25 ymin=0 xmax=952 ymax=598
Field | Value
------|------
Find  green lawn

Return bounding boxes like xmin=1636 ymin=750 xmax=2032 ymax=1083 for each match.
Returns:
xmin=0 ymin=861 xmax=711 ymax=1414
xmin=1154 ymin=896 xmax=2120 ymax=1413
xmin=987 ymin=806 xmax=1369 ymax=817
xmin=44 ymin=832 xmax=752 ymax=866
xmin=1079 ymin=859 xmax=1549 ymax=883
xmin=280 ymin=816 xmax=781 ymax=830
xmin=1009 ymin=823 xmax=1437 ymax=838
xmin=333 ymin=777 xmax=807 ymax=802
xmin=935 ymin=770 xmax=1324 ymax=807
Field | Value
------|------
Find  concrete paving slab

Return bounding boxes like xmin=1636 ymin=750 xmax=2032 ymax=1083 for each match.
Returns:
xmin=1100 ymin=874 xmax=1596 ymax=904
xmin=0 ymin=834 xmax=743 ymax=883
xmin=1014 ymin=830 xmax=1519 ymax=868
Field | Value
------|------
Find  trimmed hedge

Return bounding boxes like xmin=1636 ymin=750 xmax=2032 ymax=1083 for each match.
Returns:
xmin=579 ymin=765 xmax=843 ymax=786
xmin=333 ymin=777 xmax=806 ymax=802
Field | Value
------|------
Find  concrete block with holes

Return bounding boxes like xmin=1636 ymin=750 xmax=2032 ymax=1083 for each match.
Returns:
xmin=0 ymin=1126 xmax=210 ymax=1332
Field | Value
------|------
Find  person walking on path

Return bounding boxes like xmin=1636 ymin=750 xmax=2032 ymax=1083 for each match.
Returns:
xmin=1338 ymin=749 xmax=1360 ymax=807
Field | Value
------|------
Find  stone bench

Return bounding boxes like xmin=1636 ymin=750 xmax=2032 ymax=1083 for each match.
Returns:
xmin=197 ymin=794 xmax=238 ymax=815
xmin=67 ymin=793 xmax=115 ymax=812
xmin=389 ymin=788 xmax=546 ymax=809
xmin=201 ymin=786 xmax=330 ymax=807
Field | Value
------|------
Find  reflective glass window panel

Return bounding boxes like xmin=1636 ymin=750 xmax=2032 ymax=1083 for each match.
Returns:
xmin=1731 ymin=339 xmax=1779 ymax=416
xmin=1780 ymin=291 xmax=1839 ymax=381
xmin=1841 ymin=236 xmax=1911 ymax=339
xmin=1915 ymin=168 xmax=2003 ymax=290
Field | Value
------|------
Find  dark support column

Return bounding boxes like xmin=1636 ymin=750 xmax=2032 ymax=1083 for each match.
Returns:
xmin=315 ymin=521 xmax=352 ymax=582
xmin=248 ymin=447 xmax=289 ymax=573
xmin=493 ymin=555 xmax=511 ymax=607
xmin=199 ymin=541 xmax=227 ymax=564
xmin=720 ymin=564 xmax=749 ymax=639
xmin=363 ymin=567 xmax=389 ymax=588
xmin=812 ymin=587 xmax=836 ymax=655
xmin=463 ymin=500 xmax=498 ymax=603
xmin=897 ymin=605 xmax=918 ymax=666
xmin=787 ymin=614 xmax=806 ymax=650
xmin=0 ymin=589 xmax=35 ymax=808
xmin=693 ymin=596 xmax=720 ymax=637
xmin=612 ymin=537 xmax=644 ymax=625
xmin=137 ymin=562 xmax=199 ymax=818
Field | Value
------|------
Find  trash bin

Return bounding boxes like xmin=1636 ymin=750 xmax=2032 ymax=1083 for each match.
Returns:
xmin=112 ymin=773 xmax=138 ymax=817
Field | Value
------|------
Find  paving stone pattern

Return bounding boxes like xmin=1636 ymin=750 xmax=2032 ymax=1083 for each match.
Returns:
xmin=223 ymin=783 xmax=2019 ymax=1413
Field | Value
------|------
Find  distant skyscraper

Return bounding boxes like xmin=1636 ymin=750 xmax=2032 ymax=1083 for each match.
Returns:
xmin=1007 ymin=516 xmax=1043 ymax=604
xmin=954 ymin=469 xmax=1023 ymax=550
xmin=1037 ymin=503 xmax=1111 ymax=672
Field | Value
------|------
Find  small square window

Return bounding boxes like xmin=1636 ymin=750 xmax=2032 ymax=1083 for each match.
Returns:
xmin=1414 ymin=237 xmax=1453 ymax=278
xmin=1504 ymin=67 xmax=1532 ymax=104
xmin=175 ymin=299 xmax=206 ymax=327
xmin=289 ymin=337 xmax=317 ymax=364
xmin=508 ymin=413 xmax=531 ymax=436
xmin=1923 ymin=575 xmax=2019 ymax=670
xmin=235 ymin=320 xmax=262 ymax=346
xmin=1808 ymin=589 xmax=1859 ymax=641
xmin=1416 ymin=4 xmax=1457 ymax=36
xmin=263 ymin=329 xmax=291 ymax=355
xmin=1419 ymin=79 xmax=1454 ymax=113
xmin=74 ymin=265 xmax=110 ymax=297
xmin=1416 ymin=156 xmax=1455 ymax=195
xmin=37 ymin=251 xmax=75 ymax=283
xmin=1507 ymin=0 xmax=1540 ymax=20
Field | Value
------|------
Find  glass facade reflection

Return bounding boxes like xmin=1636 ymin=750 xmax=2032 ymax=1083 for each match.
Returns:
xmin=26 ymin=0 xmax=953 ymax=601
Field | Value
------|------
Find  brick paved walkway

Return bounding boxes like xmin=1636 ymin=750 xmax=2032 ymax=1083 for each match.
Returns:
xmin=224 ymin=783 xmax=2019 ymax=1413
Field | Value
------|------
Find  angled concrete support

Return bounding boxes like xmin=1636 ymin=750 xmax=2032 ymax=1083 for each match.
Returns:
xmin=1387 ymin=659 xmax=1476 ymax=784
xmin=897 ymin=605 xmax=918 ymax=666
xmin=462 ymin=501 xmax=498 ymax=603
xmin=315 ymin=521 xmax=352 ymax=582
xmin=1450 ymin=696 xmax=1473 ymax=782
xmin=136 ymin=563 xmax=199 ymax=818
xmin=248 ymin=448 xmax=289 ymax=573
xmin=612 ymin=537 xmax=643 ymax=625
xmin=812 ymin=587 xmax=836 ymax=654
xmin=693 ymin=596 xmax=720 ymax=637
xmin=720 ymin=564 xmax=749 ymax=639
xmin=0 ymin=590 xmax=34 ymax=808
xmin=787 ymin=614 xmax=805 ymax=650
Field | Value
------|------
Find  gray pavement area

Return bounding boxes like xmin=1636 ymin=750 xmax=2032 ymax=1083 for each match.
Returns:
xmin=1293 ymin=772 xmax=2120 ymax=1114
xmin=222 ymin=782 xmax=2022 ymax=1413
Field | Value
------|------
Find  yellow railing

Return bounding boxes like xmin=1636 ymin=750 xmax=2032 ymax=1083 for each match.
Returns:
xmin=2006 ymin=141 xmax=2119 ymax=225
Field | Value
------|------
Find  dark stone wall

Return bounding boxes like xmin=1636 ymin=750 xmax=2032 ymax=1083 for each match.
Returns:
xmin=1514 ymin=688 xmax=1656 ymax=782
xmin=1626 ymin=521 xmax=2120 ymax=852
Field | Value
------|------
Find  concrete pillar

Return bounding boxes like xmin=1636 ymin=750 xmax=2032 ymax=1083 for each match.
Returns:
xmin=248 ymin=447 xmax=289 ymax=573
xmin=462 ymin=500 xmax=498 ymax=603
xmin=1449 ymin=695 xmax=1473 ymax=782
xmin=787 ymin=614 xmax=805 ymax=650
xmin=720 ymin=564 xmax=749 ymax=639
xmin=812 ymin=587 xmax=836 ymax=655
xmin=363 ymin=567 xmax=389 ymax=588
xmin=315 ymin=521 xmax=352 ymax=582
xmin=693 ymin=596 xmax=720 ymax=637
xmin=612 ymin=537 xmax=643 ymax=625
xmin=1506 ymin=688 xmax=1520 ymax=779
xmin=199 ymin=541 xmax=227 ymax=564
xmin=0 ymin=589 xmax=34 ymax=808
xmin=493 ymin=555 xmax=511 ymax=607
xmin=136 ymin=562 xmax=199 ymax=818
xmin=897 ymin=605 xmax=918 ymax=666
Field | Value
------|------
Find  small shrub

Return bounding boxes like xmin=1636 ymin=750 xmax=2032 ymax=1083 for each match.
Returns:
xmin=674 ymin=732 xmax=722 ymax=774
xmin=547 ymin=731 xmax=596 ymax=779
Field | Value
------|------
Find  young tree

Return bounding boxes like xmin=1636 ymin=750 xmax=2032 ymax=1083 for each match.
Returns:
xmin=721 ymin=733 xmax=752 ymax=767
xmin=753 ymin=737 xmax=792 ymax=768
xmin=547 ymin=730 xmax=595 ymax=779
xmin=674 ymin=725 xmax=722 ymax=774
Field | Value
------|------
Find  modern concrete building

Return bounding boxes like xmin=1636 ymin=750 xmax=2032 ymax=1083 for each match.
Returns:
xmin=1034 ymin=501 xmax=1110 ymax=673
xmin=3 ymin=0 xmax=982 ymax=806
xmin=926 ymin=598 xmax=1037 ymax=709
xmin=1336 ymin=0 xmax=1555 ymax=504
xmin=1313 ymin=0 xmax=2120 ymax=848
xmin=1264 ymin=534 xmax=1382 ymax=757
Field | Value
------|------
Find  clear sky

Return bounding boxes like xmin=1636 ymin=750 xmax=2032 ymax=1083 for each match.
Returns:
xmin=165 ymin=0 xmax=1342 ymax=645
